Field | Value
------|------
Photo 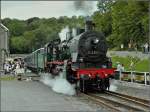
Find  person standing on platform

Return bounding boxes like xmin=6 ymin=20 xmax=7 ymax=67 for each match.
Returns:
xmin=117 ymin=62 xmax=124 ymax=80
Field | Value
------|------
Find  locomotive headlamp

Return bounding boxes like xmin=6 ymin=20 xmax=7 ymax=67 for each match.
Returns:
xmin=94 ymin=38 xmax=99 ymax=44
xmin=88 ymin=74 xmax=91 ymax=77
xmin=79 ymin=58 xmax=83 ymax=62
xmin=92 ymin=38 xmax=99 ymax=45
xmin=105 ymin=74 xmax=108 ymax=77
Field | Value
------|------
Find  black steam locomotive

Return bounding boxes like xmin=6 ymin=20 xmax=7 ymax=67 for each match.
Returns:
xmin=24 ymin=17 xmax=115 ymax=93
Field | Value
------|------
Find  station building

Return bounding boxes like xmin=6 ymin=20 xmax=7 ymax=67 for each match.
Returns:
xmin=0 ymin=23 xmax=9 ymax=70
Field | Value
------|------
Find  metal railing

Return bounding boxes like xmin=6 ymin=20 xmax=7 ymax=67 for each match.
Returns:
xmin=114 ymin=70 xmax=150 ymax=85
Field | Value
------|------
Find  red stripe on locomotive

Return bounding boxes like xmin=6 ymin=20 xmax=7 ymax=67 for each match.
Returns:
xmin=76 ymin=68 xmax=116 ymax=79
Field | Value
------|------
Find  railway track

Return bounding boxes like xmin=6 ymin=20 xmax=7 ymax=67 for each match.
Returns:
xmin=81 ymin=91 xmax=150 ymax=112
xmin=105 ymin=91 xmax=150 ymax=108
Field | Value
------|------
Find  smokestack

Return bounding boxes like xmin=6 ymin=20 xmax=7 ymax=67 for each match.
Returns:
xmin=85 ymin=16 xmax=94 ymax=31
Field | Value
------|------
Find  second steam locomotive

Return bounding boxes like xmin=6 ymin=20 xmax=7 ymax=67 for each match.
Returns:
xmin=24 ymin=17 xmax=116 ymax=93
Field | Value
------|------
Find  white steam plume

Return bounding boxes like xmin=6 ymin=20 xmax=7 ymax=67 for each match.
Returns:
xmin=59 ymin=26 xmax=70 ymax=42
xmin=109 ymin=79 xmax=117 ymax=91
xmin=40 ymin=72 xmax=76 ymax=95
xmin=73 ymin=1 xmax=97 ymax=16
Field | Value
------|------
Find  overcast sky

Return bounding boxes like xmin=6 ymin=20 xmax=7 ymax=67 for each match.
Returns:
xmin=1 ymin=1 xmax=98 ymax=20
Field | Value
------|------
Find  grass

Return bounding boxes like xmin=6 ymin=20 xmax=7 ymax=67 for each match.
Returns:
xmin=111 ymin=56 xmax=149 ymax=72
xmin=0 ymin=76 xmax=15 ymax=81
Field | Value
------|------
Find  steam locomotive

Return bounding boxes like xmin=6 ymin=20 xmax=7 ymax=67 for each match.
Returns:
xmin=24 ymin=17 xmax=116 ymax=92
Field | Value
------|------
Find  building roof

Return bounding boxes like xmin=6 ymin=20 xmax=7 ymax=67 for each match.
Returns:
xmin=0 ymin=23 xmax=9 ymax=32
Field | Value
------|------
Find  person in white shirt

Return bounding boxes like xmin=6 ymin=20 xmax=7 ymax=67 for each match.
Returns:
xmin=4 ymin=62 xmax=10 ymax=74
xmin=4 ymin=62 xmax=8 ymax=74
xmin=16 ymin=62 xmax=20 ymax=69
xmin=117 ymin=62 xmax=124 ymax=80
xmin=117 ymin=62 xmax=121 ymax=71
xmin=144 ymin=43 xmax=148 ymax=53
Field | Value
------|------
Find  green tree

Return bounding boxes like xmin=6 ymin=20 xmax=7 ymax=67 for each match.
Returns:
xmin=3 ymin=19 xmax=26 ymax=36
xmin=110 ymin=0 xmax=149 ymax=49
xmin=93 ymin=11 xmax=112 ymax=37
xmin=97 ymin=0 xmax=115 ymax=13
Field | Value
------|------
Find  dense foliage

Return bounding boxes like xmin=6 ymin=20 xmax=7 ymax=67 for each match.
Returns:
xmin=2 ymin=16 xmax=84 ymax=53
xmin=93 ymin=0 xmax=149 ymax=50
xmin=2 ymin=0 xmax=149 ymax=53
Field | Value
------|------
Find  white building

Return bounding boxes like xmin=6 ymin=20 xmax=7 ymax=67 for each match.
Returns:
xmin=0 ymin=23 xmax=9 ymax=70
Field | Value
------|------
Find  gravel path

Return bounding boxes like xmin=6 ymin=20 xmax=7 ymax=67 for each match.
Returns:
xmin=107 ymin=51 xmax=150 ymax=59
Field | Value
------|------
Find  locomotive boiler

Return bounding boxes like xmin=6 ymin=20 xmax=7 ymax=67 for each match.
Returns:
xmin=69 ymin=18 xmax=110 ymax=67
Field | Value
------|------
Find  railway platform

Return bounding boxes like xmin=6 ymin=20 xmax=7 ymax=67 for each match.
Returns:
xmin=1 ymin=79 xmax=109 ymax=112
xmin=110 ymin=79 xmax=150 ymax=100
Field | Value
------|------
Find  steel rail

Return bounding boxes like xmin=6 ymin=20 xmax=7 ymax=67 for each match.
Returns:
xmin=80 ymin=93 xmax=120 ymax=112
xmin=90 ymin=93 xmax=147 ymax=111
xmin=105 ymin=91 xmax=150 ymax=108
xmin=82 ymin=93 xmax=148 ymax=112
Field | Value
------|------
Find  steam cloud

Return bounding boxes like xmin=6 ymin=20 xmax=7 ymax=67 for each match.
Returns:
xmin=40 ymin=72 xmax=117 ymax=94
xmin=73 ymin=1 xmax=96 ymax=16
xmin=109 ymin=79 xmax=117 ymax=91
xmin=59 ymin=26 xmax=70 ymax=42
xmin=40 ymin=72 xmax=76 ymax=95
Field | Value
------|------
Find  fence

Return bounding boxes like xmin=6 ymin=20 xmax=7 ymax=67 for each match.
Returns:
xmin=114 ymin=70 xmax=150 ymax=85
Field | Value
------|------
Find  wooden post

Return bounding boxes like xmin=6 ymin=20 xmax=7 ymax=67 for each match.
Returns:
xmin=119 ymin=71 xmax=121 ymax=81
xmin=131 ymin=71 xmax=133 ymax=82
xmin=144 ymin=72 xmax=147 ymax=85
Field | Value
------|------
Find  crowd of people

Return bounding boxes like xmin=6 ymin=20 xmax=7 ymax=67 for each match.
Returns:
xmin=121 ymin=42 xmax=149 ymax=53
xmin=3 ymin=59 xmax=25 ymax=76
